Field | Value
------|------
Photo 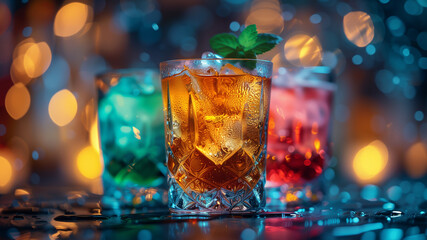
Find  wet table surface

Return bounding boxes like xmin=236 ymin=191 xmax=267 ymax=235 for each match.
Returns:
xmin=1 ymin=188 xmax=427 ymax=240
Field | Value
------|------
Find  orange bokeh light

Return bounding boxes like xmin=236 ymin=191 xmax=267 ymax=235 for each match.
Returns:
xmin=284 ymin=34 xmax=323 ymax=67
xmin=5 ymin=83 xmax=31 ymax=120
xmin=54 ymin=2 xmax=91 ymax=37
xmin=343 ymin=11 xmax=375 ymax=47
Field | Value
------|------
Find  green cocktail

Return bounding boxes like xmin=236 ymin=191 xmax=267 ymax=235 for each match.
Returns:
xmin=96 ymin=69 xmax=166 ymax=206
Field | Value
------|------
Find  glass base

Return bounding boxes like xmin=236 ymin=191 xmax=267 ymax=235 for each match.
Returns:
xmin=168 ymin=176 xmax=266 ymax=214
xmin=266 ymin=182 xmax=324 ymax=210
xmin=101 ymin=175 xmax=168 ymax=209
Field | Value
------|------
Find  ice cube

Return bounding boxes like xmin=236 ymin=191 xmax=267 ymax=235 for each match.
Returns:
xmin=181 ymin=70 xmax=203 ymax=98
xmin=201 ymin=51 xmax=222 ymax=59
xmin=219 ymin=63 xmax=245 ymax=75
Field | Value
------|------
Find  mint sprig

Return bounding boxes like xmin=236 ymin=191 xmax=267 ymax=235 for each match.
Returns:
xmin=209 ymin=24 xmax=282 ymax=68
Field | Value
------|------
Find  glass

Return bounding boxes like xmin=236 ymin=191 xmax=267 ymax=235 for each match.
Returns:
xmin=96 ymin=69 xmax=167 ymax=207
xmin=160 ymin=59 xmax=272 ymax=213
xmin=266 ymin=67 xmax=335 ymax=206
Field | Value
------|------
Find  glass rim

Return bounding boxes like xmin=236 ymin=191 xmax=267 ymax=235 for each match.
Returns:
xmin=273 ymin=66 xmax=337 ymax=91
xmin=95 ymin=68 xmax=158 ymax=79
xmin=160 ymin=58 xmax=272 ymax=65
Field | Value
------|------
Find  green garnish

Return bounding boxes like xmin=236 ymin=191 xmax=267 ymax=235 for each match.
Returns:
xmin=209 ymin=24 xmax=282 ymax=61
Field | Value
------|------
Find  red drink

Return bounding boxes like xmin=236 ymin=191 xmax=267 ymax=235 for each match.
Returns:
xmin=266 ymin=83 xmax=334 ymax=188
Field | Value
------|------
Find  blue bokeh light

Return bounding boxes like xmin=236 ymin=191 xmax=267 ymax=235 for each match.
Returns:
xmin=229 ymin=21 xmax=240 ymax=32
xmin=32 ymin=151 xmax=39 ymax=160
xmin=386 ymin=16 xmax=405 ymax=37
xmin=361 ymin=185 xmax=379 ymax=200
xmin=336 ymin=2 xmax=351 ymax=16
xmin=241 ymin=228 xmax=256 ymax=240
xmin=22 ymin=26 xmax=32 ymax=37
xmin=139 ymin=52 xmax=150 ymax=62
xmin=322 ymin=52 xmax=338 ymax=69
xmin=43 ymin=55 xmax=70 ymax=91
xmin=152 ymin=23 xmax=159 ymax=31
xmin=402 ymin=48 xmax=410 ymax=56
xmin=379 ymin=0 xmax=390 ymax=4
xmin=137 ymin=230 xmax=152 ymax=240
xmin=417 ymin=0 xmax=427 ymax=7
xmin=352 ymin=55 xmax=363 ymax=65
xmin=310 ymin=14 xmax=322 ymax=24
xmin=375 ymin=69 xmax=394 ymax=94
xmin=415 ymin=111 xmax=424 ymax=121
xmin=403 ymin=85 xmax=416 ymax=99
xmin=387 ymin=186 xmax=402 ymax=201
xmin=392 ymin=76 xmax=400 ymax=84
xmin=417 ymin=32 xmax=427 ymax=50
xmin=404 ymin=0 xmax=423 ymax=16
xmin=366 ymin=45 xmax=376 ymax=55
xmin=380 ymin=228 xmax=403 ymax=240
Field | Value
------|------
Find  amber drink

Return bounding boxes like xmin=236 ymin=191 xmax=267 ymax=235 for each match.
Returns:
xmin=160 ymin=59 xmax=272 ymax=213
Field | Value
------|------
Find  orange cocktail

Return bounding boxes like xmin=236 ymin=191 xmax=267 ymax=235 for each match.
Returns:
xmin=160 ymin=59 xmax=272 ymax=213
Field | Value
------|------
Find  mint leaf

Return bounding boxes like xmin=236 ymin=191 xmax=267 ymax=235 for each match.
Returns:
xmin=241 ymin=51 xmax=257 ymax=69
xmin=209 ymin=24 xmax=282 ymax=70
xmin=238 ymin=24 xmax=257 ymax=49
xmin=251 ymin=33 xmax=283 ymax=55
xmin=209 ymin=33 xmax=239 ymax=57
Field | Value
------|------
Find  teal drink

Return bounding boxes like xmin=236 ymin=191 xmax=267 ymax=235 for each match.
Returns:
xmin=96 ymin=69 xmax=166 ymax=206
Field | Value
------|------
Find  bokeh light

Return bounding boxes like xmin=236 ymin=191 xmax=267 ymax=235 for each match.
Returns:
xmin=353 ymin=140 xmax=389 ymax=183
xmin=0 ymin=156 xmax=13 ymax=187
xmin=54 ymin=2 xmax=91 ymax=37
xmin=48 ymin=89 xmax=78 ymax=127
xmin=343 ymin=11 xmax=375 ymax=47
xmin=76 ymin=146 xmax=103 ymax=179
xmin=43 ymin=55 xmax=70 ymax=91
xmin=284 ymin=34 xmax=323 ymax=66
xmin=5 ymin=83 xmax=31 ymax=120
xmin=386 ymin=16 xmax=405 ymax=37
xmin=0 ymin=3 xmax=12 ymax=35
xmin=245 ymin=0 xmax=284 ymax=35
xmin=90 ymin=118 xmax=100 ymax=153
xmin=10 ymin=39 xmax=36 ymax=85
xmin=405 ymin=142 xmax=427 ymax=178
xmin=23 ymin=42 xmax=52 ymax=78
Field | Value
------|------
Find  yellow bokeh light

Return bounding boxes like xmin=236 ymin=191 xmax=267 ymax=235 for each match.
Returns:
xmin=11 ymin=39 xmax=35 ymax=85
xmin=90 ymin=118 xmax=100 ymax=153
xmin=54 ymin=2 xmax=90 ymax=37
xmin=245 ymin=0 xmax=284 ymax=35
xmin=5 ymin=83 xmax=31 ymax=120
xmin=23 ymin=42 xmax=52 ymax=78
xmin=0 ymin=156 xmax=13 ymax=187
xmin=343 ymin=11 xmax=375 ymax=47
xmin=48 ymin=89 xmax=78 ymax=126
xmin=77 ymin=146 xmax=103 ymax=179
xmin=405 ymin=142 xmax=427 ymax=178
xmin=284 ymin=34 xmax=323 ymax=67
xmin=353 ymin=140 xmax=388 ymax=182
